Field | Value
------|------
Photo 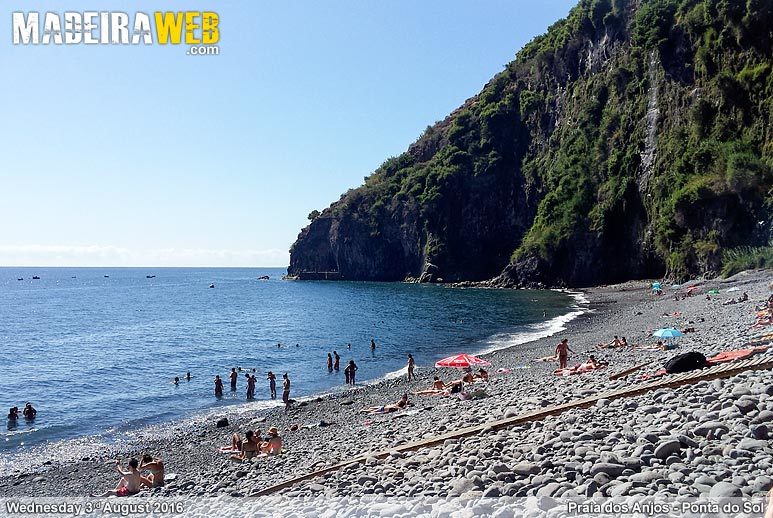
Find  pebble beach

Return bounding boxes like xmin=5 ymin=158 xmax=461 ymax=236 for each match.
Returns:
xmin=2 ymin=269 xmax=772 ymax=516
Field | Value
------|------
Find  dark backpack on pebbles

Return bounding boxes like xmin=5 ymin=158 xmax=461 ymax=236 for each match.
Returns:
xmin=664 ymin=351 xmax=707 ymax=374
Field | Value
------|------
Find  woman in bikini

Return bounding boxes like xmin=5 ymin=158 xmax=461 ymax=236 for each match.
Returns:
xmin=140 ymin=454 xmax=165 ymax=488
xmin=230 ymin=430 xmax=261 ymax=461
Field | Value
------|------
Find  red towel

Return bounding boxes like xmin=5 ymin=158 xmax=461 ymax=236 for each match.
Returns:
xmin=707 ymin=347 xmax=769 ymax=365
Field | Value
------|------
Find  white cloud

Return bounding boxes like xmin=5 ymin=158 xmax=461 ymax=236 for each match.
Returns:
xmin=0 ymin=244 xmax=289 ymax=267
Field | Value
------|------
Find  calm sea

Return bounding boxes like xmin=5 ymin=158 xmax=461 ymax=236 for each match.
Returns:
xmin=0 ymin=267 xmax=579 ymax=461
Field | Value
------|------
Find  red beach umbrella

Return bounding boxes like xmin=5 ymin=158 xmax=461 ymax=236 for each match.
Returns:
xmin=435 ymin=353 xmax=491 ymax=369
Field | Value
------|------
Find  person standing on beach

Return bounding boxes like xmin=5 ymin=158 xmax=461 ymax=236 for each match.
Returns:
xmin=214 ymin=376 xmax=223 ymax=397
xmin=333 ymin=351 xmax=340 ymax=371
xmin=230 ymin=368 xmax=238 ymax=391
xmin=267 ymin=371 xmax=277 ymax=399
xmin=327 ymin=353 xmax=333 ymax=371
xmin=282 ymin=373 xmax=291 ymax=412
xmin=348 ymin=360 xmax=358 ymax=385
xmin=407 ymin=354 xmax=416 ymax=381
xmin=555 ymin=338 xmax=575 ymax=369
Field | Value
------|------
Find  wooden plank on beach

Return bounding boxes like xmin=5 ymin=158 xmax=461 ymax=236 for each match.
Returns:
xmin=250 ymin=355 xmax=773 ymax=497
xmin=609 ymin=361 xmax=654 ymax=381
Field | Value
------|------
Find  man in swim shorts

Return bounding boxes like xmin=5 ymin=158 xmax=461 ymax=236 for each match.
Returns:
xmin=94 ymin=458 xmax=143 ymax=497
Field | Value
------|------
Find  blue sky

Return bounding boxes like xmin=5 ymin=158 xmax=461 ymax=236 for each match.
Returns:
xmin=0 ymin=0 xmax=576 ymax=267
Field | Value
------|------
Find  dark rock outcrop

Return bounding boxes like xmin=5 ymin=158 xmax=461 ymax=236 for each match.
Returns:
xmin=289 ymin=0 xmax=772 ymax=286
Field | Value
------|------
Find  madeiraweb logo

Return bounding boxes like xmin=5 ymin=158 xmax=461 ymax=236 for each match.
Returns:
xmin=12 ymin=11 xmax=220 ymax=55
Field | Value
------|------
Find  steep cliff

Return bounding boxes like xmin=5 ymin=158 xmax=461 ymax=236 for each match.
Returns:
xmin=289 ymin=0 xmax=773 ymax=286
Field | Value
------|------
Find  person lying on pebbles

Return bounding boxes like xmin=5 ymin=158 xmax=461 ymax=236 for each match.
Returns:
xmin=597 ymin=335 xmax=623 ymax=348
xmin=554 ymin=355 xmax=608 ymax=376
xmin=414 ymin=377 xmax=446 ymax=396
xmin=473 ymin=368 xmax=489 ymax=381
xmin=361 ymin=394 xmax=409 ymax=414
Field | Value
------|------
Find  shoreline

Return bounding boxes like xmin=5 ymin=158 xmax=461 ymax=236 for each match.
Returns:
xmin=0 ymin=286 xmax=586 ymax=477
xmin=2 ymin=270 xmax=771 ymax=501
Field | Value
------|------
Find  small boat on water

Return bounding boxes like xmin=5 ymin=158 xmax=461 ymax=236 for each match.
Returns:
xmin=32 ymin=276 xmax=40 ymax=280
xmin=104 ymin=275 xmax=110 ymax=278
xmin=17 ymin=278 xmax=23 ymax=281
xmin=146 ymin=275 xmax=156 ymax=279
xmin=209 ymin=283 xmax=215 ymax=288
xmin=258 ymin=275 xmax=270 ymax=280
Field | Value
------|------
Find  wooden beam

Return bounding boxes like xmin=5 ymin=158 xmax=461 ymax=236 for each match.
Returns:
xmin=250 ymin=355 xmax=773 ymax=497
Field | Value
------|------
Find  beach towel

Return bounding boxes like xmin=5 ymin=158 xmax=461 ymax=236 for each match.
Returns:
xmin=747 ymin=334 xmax=773 ymax=346
xmin=218 ymin=446 xmax=239 ymax=454
xmin=706 ymin=346 xmax=769 ymax=365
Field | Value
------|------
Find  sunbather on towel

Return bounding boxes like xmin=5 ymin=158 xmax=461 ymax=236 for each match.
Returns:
xmin=473 ymin=368 xmax=489 ymax=381
xmin=415 ymin=377 xmax=446 ymax=395
xmin=362 ymin=394 xmax=409 ymax=414
xmin=554 ymin=355 xmax=607 ymax=376
xmin=597 ymin=336 xmax=622 ymax=349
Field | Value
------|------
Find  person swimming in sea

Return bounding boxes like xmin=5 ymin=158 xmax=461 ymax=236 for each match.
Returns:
xmin=230 ymin=368 xmax=238 ymax=391
xmin=7 ymin=407 xmax=19 ymax=421
xmin=173 ymin=377 xmax=180 ymax=386
xmin=327 ymin=353 xmax=333 ymax=371
xmin=333 ymin=351 xmax=340 ymax=371
xmin=23 ymin=403 xmax=36 ymax=420
xmin=347 ymin=360 xmax=358 ymax=385
xmin=186 ymin=372 xmax=191 ymax=381
xmin=267 ymin=371 xmax=277 ymax=399
xmin=214 ymin=375 xmax=224 ymax=397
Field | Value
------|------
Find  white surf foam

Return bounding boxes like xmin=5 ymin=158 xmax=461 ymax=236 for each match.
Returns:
xmin=473 ymin=289 xmax=589 ymax=356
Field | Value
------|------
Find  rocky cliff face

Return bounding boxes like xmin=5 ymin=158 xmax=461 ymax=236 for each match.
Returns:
xmin=289 ymin=0 xmax=772 ymax=286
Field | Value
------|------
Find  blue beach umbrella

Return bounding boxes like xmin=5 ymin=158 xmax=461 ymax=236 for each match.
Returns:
xmin=653 ymin=328 xmax=684 ymax=339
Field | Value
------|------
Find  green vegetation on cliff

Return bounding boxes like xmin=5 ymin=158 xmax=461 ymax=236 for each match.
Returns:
xmin=289 ymin=0 xmax=772 ymax=285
